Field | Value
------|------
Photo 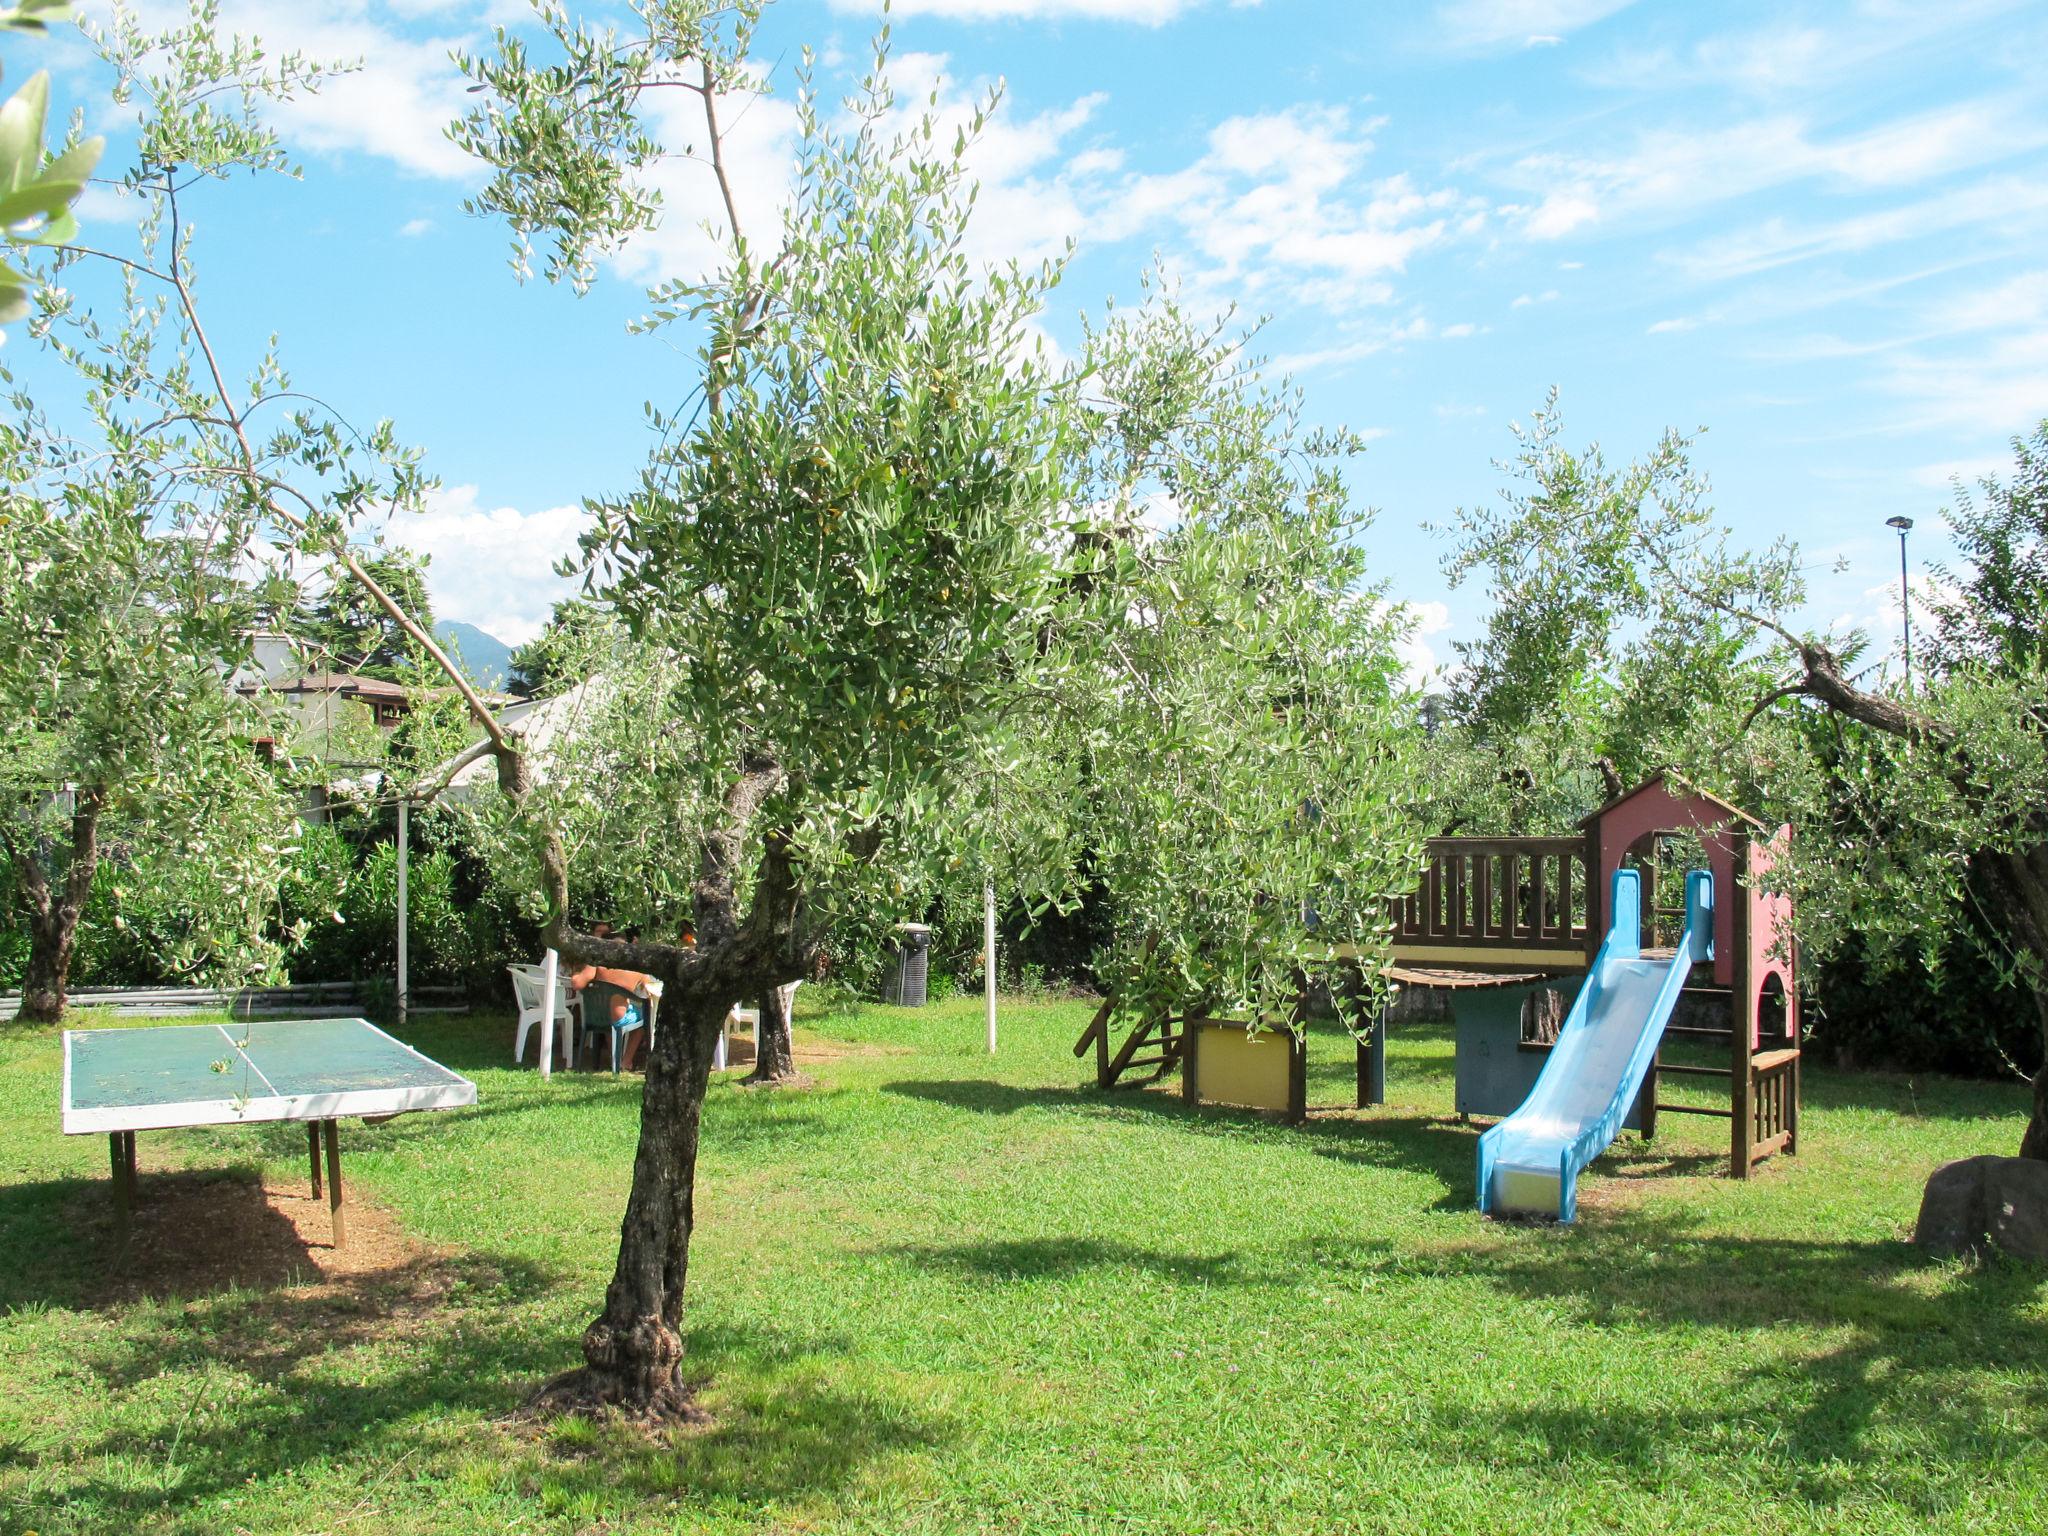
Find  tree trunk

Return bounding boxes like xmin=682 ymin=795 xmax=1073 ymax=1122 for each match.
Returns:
xmin=7 ymin=788 xmax=100 ymax=1026
xmin=15 ymin=909 xmax=78 ymax=1024
xmin=1978 ymin=847 xmax=2048 ymax=1162
xmin=2024 ymin=986 xmax=2048 ymax=1163
xmin=746 ymin=981 xmax=800 ymax=1084
xmin=532 ymin=985 xmax=726 ymax=1421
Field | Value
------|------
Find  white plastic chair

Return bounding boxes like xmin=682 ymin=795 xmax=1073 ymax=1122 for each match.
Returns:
xmin=509 ymin=963 xmax=577 ymax=1068
xmin=715 ymin=981 xmax=800 ymax=1070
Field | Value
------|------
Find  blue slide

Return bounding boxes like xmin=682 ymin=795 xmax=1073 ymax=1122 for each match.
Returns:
xmin=1478 ymin=867 xmax=1714 ymax=1222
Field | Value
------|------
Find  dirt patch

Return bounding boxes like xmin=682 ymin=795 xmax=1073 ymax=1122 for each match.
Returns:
xmin=792 ymin=1032 xmax=907 ymax=1061
xmin=93 ymin=1157 xmax=434 ymax=1307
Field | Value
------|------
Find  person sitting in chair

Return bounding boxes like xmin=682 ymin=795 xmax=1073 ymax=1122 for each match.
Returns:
xmin=564 ymin=954 xmax=653 ymax=1072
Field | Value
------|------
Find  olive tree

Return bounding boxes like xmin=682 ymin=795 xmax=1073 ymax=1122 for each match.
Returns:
xmin=1 ymin=1 xmax=102 ymax=325
xmin=437 ymin=0 xmax=1431 ymax=1418
xmin=1441 ymin=397 xmax=2048 ymax=1160
xmin=4 ymin=3 xmax=448 ymax=1018
xmin=0 ymin=469 xmax=295 ymax=1018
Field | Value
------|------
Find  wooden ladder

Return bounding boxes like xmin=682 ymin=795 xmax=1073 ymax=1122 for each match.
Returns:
xmin=1073 ymin=998 xmax=1187 ymax=1090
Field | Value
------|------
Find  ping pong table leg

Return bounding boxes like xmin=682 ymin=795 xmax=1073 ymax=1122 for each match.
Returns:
xmin=322 ymin=1119 xmax=346 ymax=1250
xmin=108 ymin=1132 xmax=132 ymax=1239
xmin=308 ymin=1121 xmax=324 ymax=1200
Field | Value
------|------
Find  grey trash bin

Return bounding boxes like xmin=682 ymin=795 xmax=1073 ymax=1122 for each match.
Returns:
xmin=882 ymin=922 xmax=933 ymax=1007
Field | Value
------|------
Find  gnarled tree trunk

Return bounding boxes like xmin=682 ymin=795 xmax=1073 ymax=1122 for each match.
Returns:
xmin=515 ymin=749 xmax=808 ymax=1420
xmin=16 ymin=910 xmax=80 ymax=1025
xmin=534 ymin=983 xmax=729 ymax=1419
xmin=7 ymin=788 xmax=102 ymax=1026
xmin=747 ymin=980 xmax=800 ymax=1084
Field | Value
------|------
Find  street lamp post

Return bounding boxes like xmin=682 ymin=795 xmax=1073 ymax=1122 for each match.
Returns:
xmin=1886 ymin=515 xmax=1914 ymax=693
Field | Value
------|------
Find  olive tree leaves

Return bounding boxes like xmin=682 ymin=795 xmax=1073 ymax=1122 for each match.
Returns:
xmin=0 ymin=3 xmax=104 ymax=324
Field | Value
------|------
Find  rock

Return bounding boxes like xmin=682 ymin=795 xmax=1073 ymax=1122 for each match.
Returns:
xmin=1984 ymin=1158 xmax=2048 ymax=1264
xmin=1913 ymin=1155 xmax=2048 ymax=1264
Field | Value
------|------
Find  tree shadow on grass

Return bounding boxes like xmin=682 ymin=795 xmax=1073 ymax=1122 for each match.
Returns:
xmin=12 ymin=1231 xmax=940 ymax=1532
xmin=878 ymin=1234 xmax=1359 ymax=1291
xmin=1397 ymin=1209 xmax=2048 ymax=1514
xmin=1798 ymin=1061 xmax=2032 ymax=1130
xmin=876 ymin=1206 xmax=2045 ymax=1520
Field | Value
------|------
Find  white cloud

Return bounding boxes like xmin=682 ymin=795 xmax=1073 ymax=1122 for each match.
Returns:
xmin=603 ymin=79 xmax=803 ymax=285
xmin=827 ymin=0 xmax=1247 ymax=21
xmin=1508 ymin=289 xmax=1558 ymax=308
xmin=1501 ymin=99 xmax=2048 ymax=245
xmin=1870 ymin=325 xmax=2048 ymax=436
xmin=1646 ymin=316 xmax=1694 ymax=334
xmin=198 ymin=1 xmax=480 ymax=180
xmin=1676 ymin=176 xmax=2048 ymax=282
xmin=381 ymin=486 xmax=595 ymax=645
xmin=1825 ymin=576 xmax=1947 ymax=686
xmin=1436 ymin=0 xmax=1636 ymax=50
xmin=398 ymin=216 xmax=434 ymax=237
xmin=837 ymin=72 xmax=1482 ymax=317
xmin=1441 ymin=321 xmax=1482 ymax=338
xmin=1096 ymin=109 xmax=1479 ymax=311
xmin=1435 ymin=401 xmax=1487 ymax=419
xmin=1584 ymin=4 xmax=2023 ymax=99
xmin=1390 ymin=599 xmax=1451 ymax=688
xmin=1269 ymin=315 xmax=1431 ymax=375
xmin=1911 ymin=453 xmax=2021 ymax=490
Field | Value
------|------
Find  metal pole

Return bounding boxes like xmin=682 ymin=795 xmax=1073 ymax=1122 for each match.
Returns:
xmin=984 ymin=877 xmax=998 ymax=1054
xmin=1887 ymin=514 xmax=1915 ymax=694
xmin=1898 ymin=528 xmax=1914 ymax=694
xmin=395 ymin=795 xmax=409 ymax=1028
xmin=539 ymin=946 xmax=558 ymax=1081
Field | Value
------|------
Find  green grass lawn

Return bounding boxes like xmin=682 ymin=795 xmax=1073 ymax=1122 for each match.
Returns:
xmin=1 ymin=997 xmax=2042 ymax=1535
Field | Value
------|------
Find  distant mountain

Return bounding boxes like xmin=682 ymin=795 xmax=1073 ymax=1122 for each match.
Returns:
xmin=434 ymin=621 xmax=516 ymax=690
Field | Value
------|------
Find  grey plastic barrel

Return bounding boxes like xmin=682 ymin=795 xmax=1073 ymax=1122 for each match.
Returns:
xmin=882 ymin=923 xmax=933 ymax=1007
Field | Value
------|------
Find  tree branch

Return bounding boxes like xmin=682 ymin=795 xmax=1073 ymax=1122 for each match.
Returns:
xmin=693 ymin=753 xmax=785 ymax=948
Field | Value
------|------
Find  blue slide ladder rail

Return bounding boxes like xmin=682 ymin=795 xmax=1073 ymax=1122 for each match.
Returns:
xmin=1476 ymin=866 xmax=1714 ymax=1222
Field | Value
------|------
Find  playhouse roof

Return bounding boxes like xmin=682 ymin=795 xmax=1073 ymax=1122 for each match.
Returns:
xmin=1576 ymin=768 xmax=1766 ymax=832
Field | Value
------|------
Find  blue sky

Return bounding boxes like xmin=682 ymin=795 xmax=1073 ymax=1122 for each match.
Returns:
xmin=12 ymin=0 xmax=2048 ymax=681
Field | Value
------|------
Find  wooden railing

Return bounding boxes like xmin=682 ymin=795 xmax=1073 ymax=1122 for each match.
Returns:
xmin=1749 ymin=1049 xmax=1799 ymax=1161
xmin=1389 ymin=836 xmax=1591 ymax=966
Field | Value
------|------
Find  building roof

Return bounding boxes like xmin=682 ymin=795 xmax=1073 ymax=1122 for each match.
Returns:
xmin=1577 ymin=768 xmax=1765 ymax=831
xmin=257 ymin=671 xmax=415 ymax=701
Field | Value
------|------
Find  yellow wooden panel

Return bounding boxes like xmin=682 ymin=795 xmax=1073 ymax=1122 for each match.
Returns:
xmin=1194 ymin=1020 xmax=1293 ymax=1113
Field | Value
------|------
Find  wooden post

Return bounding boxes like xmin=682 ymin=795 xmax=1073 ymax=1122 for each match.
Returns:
xmin=109 ymin=1132 xmax=132 ymax=1239
xmin=1582 ymin=822 xmax=1602 ymax=962
xmin=1730 ymin=836 xmax=1755 ymax=1179
xmin=308 ymin=1121 xmax=324 ymax=1199
xmin=1788 ymin=1047 xmax=1802 ymax=1157
xmin=1287 ymin=1024 xmax=1308 ymax=1126
xmin=1181 ymin=1016 xmax=1201 ymax=1105
xmin=1357 ymin=1003 xmax=1388 ymax=1109
xmin=322 ymin=1119 xmax=346 ymax=1249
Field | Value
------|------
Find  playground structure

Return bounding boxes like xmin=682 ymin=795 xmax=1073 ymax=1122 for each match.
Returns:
xmin=1073 ymin=772 xmax=1801 ymax=1193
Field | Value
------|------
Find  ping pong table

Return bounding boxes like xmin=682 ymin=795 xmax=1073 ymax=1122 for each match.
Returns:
xmin=61 ymin=1017 xmax=477 ymax=1248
